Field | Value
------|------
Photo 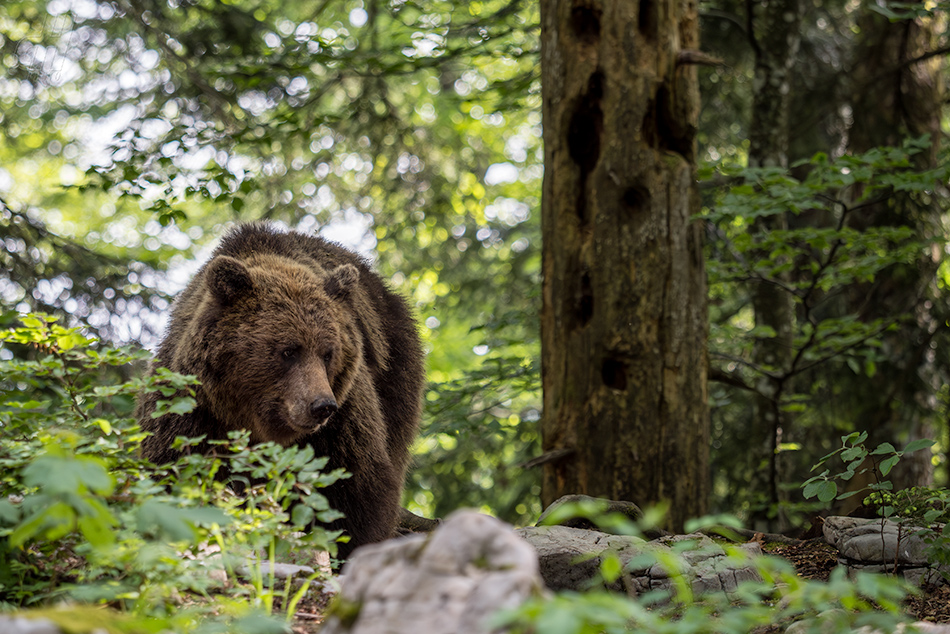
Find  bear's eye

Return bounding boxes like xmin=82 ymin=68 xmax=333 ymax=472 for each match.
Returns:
xmin=323 ymin=350 xmax=334 ymax=366
xmin=280 ymin=345 xmax=302 ymax=365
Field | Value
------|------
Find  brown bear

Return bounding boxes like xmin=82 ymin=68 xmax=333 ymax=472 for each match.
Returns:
xmin=138 ymin=221 xmax=425 ymax=558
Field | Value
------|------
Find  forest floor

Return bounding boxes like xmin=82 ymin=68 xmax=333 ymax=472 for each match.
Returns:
xmin=284 ymin=540 xmax=950 ymax=633
xmin=286 ymin=591 xmax=332 ymax=634
xmin=764 ymin=540 xmax=950 ymax=623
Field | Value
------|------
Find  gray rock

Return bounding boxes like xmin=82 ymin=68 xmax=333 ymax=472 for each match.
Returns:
xmin=516 ymin=524 xmax=648 ymax=592
xmin=537 ymin=494 xmax=644 ymax=528
xmin=823 ymin=516 xmax=947 ymax=586
xmin=514 ymin=524 xmax=611 ymax=591
xmin=787 ymin=613 xmax=950 ymax=634
xmin=517 ymin=525 xmax=761 ymax=600
xmin=825 ymin=517 xmax=929 ymax=565
xmin=321 ymin=510 xmax=544 ymax=634
xmin=237 ymin=561 xmax=316 ymax=580
xmin=894 ymin=624 xmax=950 ymax=634
xmin=0 ymin=616 xmax=62 ymax=634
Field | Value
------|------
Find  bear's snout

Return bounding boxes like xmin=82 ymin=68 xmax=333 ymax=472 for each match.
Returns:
xmin=309 ymin=397 xmax=338 ymax=422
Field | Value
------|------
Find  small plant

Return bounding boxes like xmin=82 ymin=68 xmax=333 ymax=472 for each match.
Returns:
xmin=802 ymin=431 xmax=950 ymax=579
xmin=865 ymin=486 xmax=950 ymax=583
xmin=802 ymin=431 xmax=934 ymax=513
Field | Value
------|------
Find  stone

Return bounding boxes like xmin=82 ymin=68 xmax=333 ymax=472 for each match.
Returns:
xmin=321 ymin=510 xmax=544 ymax=634
xmin=0 ymin=617 xmax=61 ymax=634
xmin=822 ymin=516 xmax=948 ymax=586
xmin=517 ymin=524 xmax=762 ymax=600
xmin=236 ymin=561 xmax=316 ymax=580
xmin=537 ymin=494 xmax=644 ymax=527
xmin=824 ymin=517 xmax=930 ymax=565
xmin=515 ymin=524 xmax=647 ymax=592
xmin=786 ymin=612 xmax=950 ymax=634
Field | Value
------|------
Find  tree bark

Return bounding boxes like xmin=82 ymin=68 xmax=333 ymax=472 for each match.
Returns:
xmin=539 ymin=0 xmax=709 ymax=531
xmin=842 ymin=5 xmax=943 ymax=493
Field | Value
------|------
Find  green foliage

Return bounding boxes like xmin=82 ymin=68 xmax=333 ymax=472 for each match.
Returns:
xmin=869 ymin=0 xmax=944 ymax=20
xmin=863 ymin=485 xmax=950 ymax=583
xmin=802 ymin=431 xmax=935 ymax=508
xmin=411 ymin=306 xmax=542 ymax=524
xmin=1 ymin=0 xmax=544 ymax=523
xmin=0 ymin=314 xmax=343 ymax=629
xmin=865 ymin=487 xmax=950 ymax=526
xmin=704 ymin=137 xmax=950 ymax=524
xmin=802 ymin=431 xmax=950 ymax=580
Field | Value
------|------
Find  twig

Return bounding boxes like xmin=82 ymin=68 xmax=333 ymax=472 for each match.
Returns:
xmin=294 ymin=612 xmax=323 ymax=621
xmin=519 ymin=448 xmax=575 ymax=469
xmin=709 ymin=351 xmax=782 ymax=380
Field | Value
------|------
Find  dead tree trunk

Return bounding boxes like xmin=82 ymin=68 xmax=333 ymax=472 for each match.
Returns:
xmin=539 ymin=0 xmax=709 ymax=531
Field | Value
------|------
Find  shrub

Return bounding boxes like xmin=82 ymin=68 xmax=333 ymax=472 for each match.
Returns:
xmin=0 ymin=314 xmax=344 ymax=631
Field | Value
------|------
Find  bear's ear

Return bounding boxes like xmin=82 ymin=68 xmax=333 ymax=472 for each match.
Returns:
xmin=207 ymin=256 xmax=254 ymax=305
xmin=325 ymin=264 xmax=360 ymax=300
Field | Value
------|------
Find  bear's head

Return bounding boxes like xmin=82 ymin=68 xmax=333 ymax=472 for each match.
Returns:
xmin=193 ymin=253 xmax=364 ymax=446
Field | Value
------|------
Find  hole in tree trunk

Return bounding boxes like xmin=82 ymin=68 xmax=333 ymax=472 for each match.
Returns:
xmin=638 ymin=0 xmax=657 ymax=39
xmin=567 ymin=72 xmax=604 ymax=174
xmin=602 ymin=357 xmax=628 ymax=390
xmin=622 ymin=184 xmax=650 ymax=213
xmin=567 ymin=71 xmax=604 ymax=226
xmin=570 ymin=3 xmax=601 ymax=43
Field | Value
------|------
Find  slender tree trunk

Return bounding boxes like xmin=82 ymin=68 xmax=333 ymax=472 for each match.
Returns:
xmin=843 ymin=4 xmax=942 ymax=492
xmin=539 ymin=0 xmax=709 ymax=531
xmin=746 ymin=0 xmax=802 ymax=530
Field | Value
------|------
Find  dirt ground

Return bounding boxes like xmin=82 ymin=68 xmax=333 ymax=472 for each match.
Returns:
xmin=765 ymin=539 xmax=950 ymax=624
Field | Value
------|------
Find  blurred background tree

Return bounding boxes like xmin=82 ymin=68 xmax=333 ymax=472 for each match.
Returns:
xmin=701 ymin=0 xmax=950 ymax=529
xmin=1 ymin=0 xmax=947 ymax=531
xmin=1 ymin=0 xmax=544 ymax=524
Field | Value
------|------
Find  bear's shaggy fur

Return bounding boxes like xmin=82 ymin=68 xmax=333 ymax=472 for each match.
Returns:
xmin=138 ymin=222 xmax=425 ymax=557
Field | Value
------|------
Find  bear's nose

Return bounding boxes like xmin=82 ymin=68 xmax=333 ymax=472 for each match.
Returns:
xmin=309 ymin=398 xmax=338 ymax=421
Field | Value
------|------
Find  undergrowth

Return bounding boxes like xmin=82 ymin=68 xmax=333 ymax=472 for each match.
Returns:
xmin=0 ymin=314 xmax=345 ymax=632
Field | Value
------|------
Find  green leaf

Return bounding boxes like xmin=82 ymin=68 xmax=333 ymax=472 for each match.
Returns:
xmin=600 ymin=552 xmax=623 ymax=584
xmin=77 ymin=513 xmax=116 ymax=549
xmin=21 ymin=315 xmax=47 ymax=330
xmin=0 ymin=499 xmax=20 ymax=524
xmin=291 ymin=504 xmax=315 ymax=528
xmin=93 ymin=418 xmax=113 ymax=435
xmin=835 ymin=489 xmax=865 ymax=500
xmin=870 ymin=442 xmax=897 ymax=456
xmin=841 ymin=447 xmax=866 ymax=462
xmin=804 ymin=479 xmax=837 ymax=501
xmin=844 ymin=431 xmax=869 ymax=445
xmin=815 ymin=480 xmax=838 ymax=502
xmin=136 ymin=500 xmax=198 ymax=542
xmin=879 ymin=455 xmax=900 ymax=476
xmin=56 ymin=331 xmax=92 ymax=351
xmin=904 ymin=439 xmax=935 ymax=453
xmin=10 ymin=502 xmax=74 ymax=548
xmin=231 ymin=612 xmax=298 ymax=634
xmin=23 ymin=454 xmax=115 ymax=496
xmin=152 ymin=397 xmax=197 ymax=417
xmin=178 ymin=506 xmax=231 ymax=527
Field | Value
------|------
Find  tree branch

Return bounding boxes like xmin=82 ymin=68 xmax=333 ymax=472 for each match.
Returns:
xmin=709 ymin=366 xmax=759 ymax=392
